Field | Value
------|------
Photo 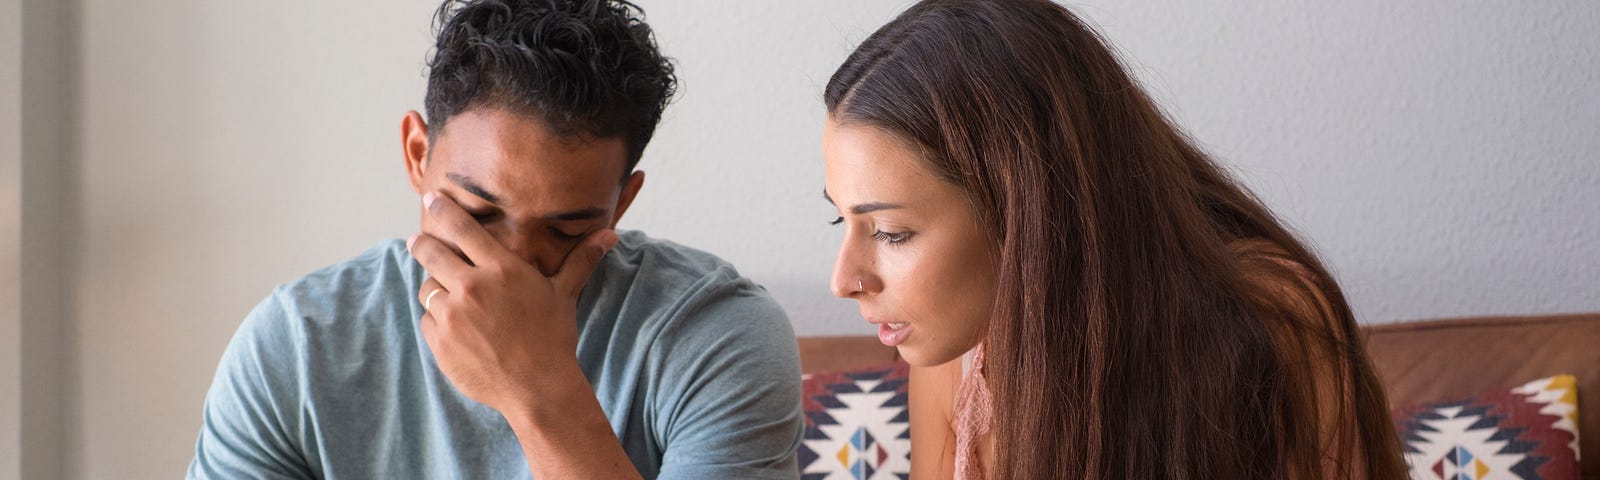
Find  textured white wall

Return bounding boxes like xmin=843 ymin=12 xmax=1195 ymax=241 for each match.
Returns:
xmin=1084 ymin=2 xmax=1600 ymax=326
xmin=60 ymin=1 xmax=1600 ymax=478
xmin=621 ymin=1 xmax=910 ymax=337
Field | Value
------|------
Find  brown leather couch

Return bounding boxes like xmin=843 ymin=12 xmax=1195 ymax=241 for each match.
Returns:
xmin=799 ymin=313 xmax=1600 ymax=478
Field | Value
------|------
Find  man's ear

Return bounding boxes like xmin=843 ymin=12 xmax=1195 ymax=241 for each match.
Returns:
xmin=610 ymin=170 xmax=646 ymax=228
xmin=402 ymin=110 xmax=431 ymax=194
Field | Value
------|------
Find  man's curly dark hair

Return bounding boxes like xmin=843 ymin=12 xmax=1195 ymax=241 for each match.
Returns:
xmin=424 ymin=0 xmax=677 ymax=170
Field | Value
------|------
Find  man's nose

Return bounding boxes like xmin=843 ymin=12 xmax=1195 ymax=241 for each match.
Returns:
xmin=500 ymin=231 xmax=563 ymax=277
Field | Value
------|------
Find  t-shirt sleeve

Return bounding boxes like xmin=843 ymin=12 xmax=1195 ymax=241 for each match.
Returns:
xmin=650 ymin=283 xmax=805 ymax=480
xmin=187 ymin=290 xmax=315 ymax=480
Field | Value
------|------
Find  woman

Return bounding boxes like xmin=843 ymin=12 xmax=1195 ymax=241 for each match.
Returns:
xmin=821 ymin=1 xmax=1407 ymax=478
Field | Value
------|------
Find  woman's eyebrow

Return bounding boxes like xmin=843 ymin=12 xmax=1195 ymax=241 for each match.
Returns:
xmin=850 ymin=202 xmax=903 ymax=214
xmin=822 ymin=189 xmax=904 ymax=213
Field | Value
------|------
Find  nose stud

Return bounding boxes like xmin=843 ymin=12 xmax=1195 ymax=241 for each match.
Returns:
xmin=857 ymin=278 xmax=864 ymax=293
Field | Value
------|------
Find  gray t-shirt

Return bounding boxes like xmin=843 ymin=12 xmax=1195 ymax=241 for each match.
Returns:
xmin=188 ymin=231 xmax=804 ymax=479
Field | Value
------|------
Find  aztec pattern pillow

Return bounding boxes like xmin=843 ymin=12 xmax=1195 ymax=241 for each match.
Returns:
xmin=1393 ymin=374 xmax=1580 ymax=480
xmin=798 ymin=361 xmax=912 ymax=480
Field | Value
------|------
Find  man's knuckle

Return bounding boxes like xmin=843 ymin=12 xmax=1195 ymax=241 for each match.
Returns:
xmin=492 ymin=265 xmax=519 ymax=284
xmin=452 ymin=215 xmax=476 ymax=234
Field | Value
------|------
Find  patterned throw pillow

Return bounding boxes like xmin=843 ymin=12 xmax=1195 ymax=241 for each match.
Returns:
xmin=1393 ymin=375 xmax=1581 ymax=480
xmin=798 ymin=361 xmax=912 ymax=480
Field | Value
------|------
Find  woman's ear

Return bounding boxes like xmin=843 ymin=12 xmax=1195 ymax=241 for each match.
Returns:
xmin=402 ymin=111 xmax=431 ymax=193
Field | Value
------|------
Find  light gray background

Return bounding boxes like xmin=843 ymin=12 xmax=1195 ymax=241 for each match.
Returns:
xmin=3 ymin=1 xmax=1598 ymax=478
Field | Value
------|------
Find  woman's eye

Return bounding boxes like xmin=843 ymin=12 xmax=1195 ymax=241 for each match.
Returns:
xmin=829 ymin=216 xmax=844 ymax=226
xmin=469 ymin=211 xmax=499 ymax=223
xmin=872 ymin=230 xmax=913 ymax=245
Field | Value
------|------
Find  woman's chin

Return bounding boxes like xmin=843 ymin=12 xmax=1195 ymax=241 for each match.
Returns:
xmin=896 ymin=344 xmax=964 ymax=368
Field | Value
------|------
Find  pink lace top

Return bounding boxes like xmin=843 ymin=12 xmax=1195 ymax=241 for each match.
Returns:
xmin=952 ymin=344 xmax=991 ymax=480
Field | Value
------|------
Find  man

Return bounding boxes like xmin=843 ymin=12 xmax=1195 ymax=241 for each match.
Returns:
xmin=187 ymin=1 xmax=803 ymax=478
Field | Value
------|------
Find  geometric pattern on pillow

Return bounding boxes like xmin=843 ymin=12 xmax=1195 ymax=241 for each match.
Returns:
xmin=797 ymin=361 xmax=911 ymax=480
xmin=1393 ymin=374 xmax=1580 ymax=480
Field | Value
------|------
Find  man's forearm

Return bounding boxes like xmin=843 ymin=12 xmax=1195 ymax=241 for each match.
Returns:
xmin=502 ymin=359 xmax=644 ymax=480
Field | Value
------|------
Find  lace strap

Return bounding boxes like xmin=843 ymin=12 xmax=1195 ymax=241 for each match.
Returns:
xmin=952 ymin=345 xmax=991 ymax=479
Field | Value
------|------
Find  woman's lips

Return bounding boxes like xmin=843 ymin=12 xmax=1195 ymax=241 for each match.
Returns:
xmin=877 ymin=321 xmax=911 ymax=346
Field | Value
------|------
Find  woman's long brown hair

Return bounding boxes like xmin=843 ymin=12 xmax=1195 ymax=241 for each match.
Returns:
xmin=825 ymin=1 xmax=1407 ymax=478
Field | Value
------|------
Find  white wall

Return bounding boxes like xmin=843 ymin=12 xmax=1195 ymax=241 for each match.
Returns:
xmin=623 ymin=1 xmax=912 ymax=335
xmin=6 ymin=0 xmax=72 ymax=478
xmin=1 ymin=0 xmax=23 ymax=477
xmin=55 ymin=0 xmax=1600 ymax=478
xmin=73 ymin=1 xmax=438 ymax=477
xmin=1082 ymin=2 xmax=1600 ymax=324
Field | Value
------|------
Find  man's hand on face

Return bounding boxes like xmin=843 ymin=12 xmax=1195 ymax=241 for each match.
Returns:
xmin=406 ymin=191 xmax=618 ymax=416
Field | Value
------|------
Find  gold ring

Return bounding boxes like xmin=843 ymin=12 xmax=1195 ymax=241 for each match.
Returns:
xmin=424 ymin=288 xmax=446 ymax=310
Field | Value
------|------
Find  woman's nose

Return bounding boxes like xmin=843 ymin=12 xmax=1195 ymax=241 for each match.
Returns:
xmin=830 ymin=241 xmax=870 ymax=299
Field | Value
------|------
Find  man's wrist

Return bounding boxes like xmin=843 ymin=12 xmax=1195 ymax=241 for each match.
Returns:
xmin=501 ymin=355 xmax=592 ymax=429
xmin=500 ymin=356 xmax=639 ymax=479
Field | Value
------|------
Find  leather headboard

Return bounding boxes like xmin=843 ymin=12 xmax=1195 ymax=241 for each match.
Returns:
xmin=798 ymin=335 xmax=899 ymax=376
xmin=1364 ymin=313 xmax=1600 ymax=478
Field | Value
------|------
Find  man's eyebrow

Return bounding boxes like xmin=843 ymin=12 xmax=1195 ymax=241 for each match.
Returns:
xmin=546 ymin=208 xmax=608 ymax=222
xmin=447 ymin=173 xmax=502 ymax=205
xmin=823 ymin=189 xmax=903 ymax=214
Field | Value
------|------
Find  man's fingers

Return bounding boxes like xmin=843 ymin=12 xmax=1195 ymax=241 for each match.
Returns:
xmin=419 ymin=311 xmax=442 ymax=350
xmin=418 ymin=276 xmax=450 ymax=312
xmin=553 ymin=228 xmax=618 ymax=298
xmin=421 ymin=191 xmax=507 ymax=265
xmin=409 ymin=233 xmax=472 ymax=292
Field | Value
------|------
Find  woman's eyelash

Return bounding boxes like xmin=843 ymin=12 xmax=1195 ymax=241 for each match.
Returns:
xmin=830 ymin=216 xmax=912 ymax=245
xmin=873 ymin=230 xmax=913 ymax=244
